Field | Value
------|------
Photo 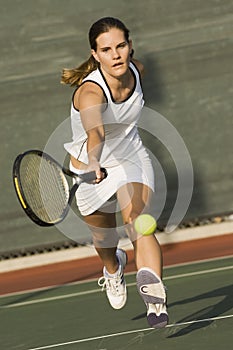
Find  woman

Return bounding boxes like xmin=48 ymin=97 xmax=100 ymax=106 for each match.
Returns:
xmin=61 ymin=17 xmax=168 ymax=328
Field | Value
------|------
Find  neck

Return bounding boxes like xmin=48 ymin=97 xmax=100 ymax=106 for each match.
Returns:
xmin=101 ymin=66 xmax=132 ymax=90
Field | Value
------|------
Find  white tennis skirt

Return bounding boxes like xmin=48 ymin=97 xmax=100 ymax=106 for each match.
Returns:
xmin=69 ymin=147 xmax=154 ymax=216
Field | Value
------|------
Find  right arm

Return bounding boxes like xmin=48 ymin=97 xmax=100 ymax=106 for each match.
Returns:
xmin=73 ymin=82 xmax=106 ymax=182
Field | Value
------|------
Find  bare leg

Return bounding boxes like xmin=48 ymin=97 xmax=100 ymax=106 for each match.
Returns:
xmin=84 ymin=210 xmax=119 ymax=274
xmin=132 ymin=235 xmax=163 ymax=277
xmin=117 ymin=182 xmax=163 ymax=277
xmin=118 ymin=182 xmax=168 ymax=327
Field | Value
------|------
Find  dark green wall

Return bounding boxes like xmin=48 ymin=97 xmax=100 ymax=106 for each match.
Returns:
xmin=0 ymin=0 xmax=232 ymax=253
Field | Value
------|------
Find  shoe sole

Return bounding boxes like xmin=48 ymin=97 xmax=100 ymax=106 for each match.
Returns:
xmin=136 ymin=268 xmax=166 ymax=304
xmin=137 ymin=268 xmax=168 ymax=328
xmin=147 ymin=312 xmax=169 ymax=328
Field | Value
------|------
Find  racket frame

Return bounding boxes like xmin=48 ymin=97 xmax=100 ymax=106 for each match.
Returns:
xmin=13 ymin=150 xmax=102 ymax=226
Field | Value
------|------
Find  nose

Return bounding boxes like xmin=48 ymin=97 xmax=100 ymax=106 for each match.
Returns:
xmin=112 ymin=48 xmax=120 ymax=59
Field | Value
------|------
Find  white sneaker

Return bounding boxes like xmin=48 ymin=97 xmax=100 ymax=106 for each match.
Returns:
xmin=98 ymin=248 xmax=127 ymax=310
xmin=136 ymin=267 xmax=168 ymax=328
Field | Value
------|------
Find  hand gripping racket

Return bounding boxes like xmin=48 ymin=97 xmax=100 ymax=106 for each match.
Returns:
xmin=13 ymin=150 xmax=107 ymax=226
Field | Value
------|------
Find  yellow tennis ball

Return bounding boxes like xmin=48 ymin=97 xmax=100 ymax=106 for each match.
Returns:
xmin=134 ymin=214 xmax=157 ymax=236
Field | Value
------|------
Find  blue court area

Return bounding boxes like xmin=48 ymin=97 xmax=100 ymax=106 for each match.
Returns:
xmin=1 ymin=256 xmax=232 ymax=350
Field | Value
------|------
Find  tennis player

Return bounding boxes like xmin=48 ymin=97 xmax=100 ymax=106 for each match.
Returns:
xmin=61 ymin=17 xmax=168 ymax=328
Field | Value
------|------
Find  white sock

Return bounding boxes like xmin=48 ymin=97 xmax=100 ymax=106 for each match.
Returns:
xmin=105 ymin=264 xmax=120 ymax=277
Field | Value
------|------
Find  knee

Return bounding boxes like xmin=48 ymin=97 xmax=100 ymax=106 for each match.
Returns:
xmin=123 ymin=211 xmax=141 ymax=226
xmin=123 ymin=211 xmax=143 ymax=243
xmin=92 ymin=229 xmax=119 ymax=249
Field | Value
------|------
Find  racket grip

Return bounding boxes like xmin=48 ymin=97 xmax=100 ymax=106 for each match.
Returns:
xmin=100 ymin=167 xmax=108 ymax=179
xmin=79 ymin=168 xmax=107 ymax=183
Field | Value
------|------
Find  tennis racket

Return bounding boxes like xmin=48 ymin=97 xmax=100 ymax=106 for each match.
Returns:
xmin=13 ymin=150 xmax=107 ymax=226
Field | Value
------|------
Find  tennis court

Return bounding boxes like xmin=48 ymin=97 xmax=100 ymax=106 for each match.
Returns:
xmin=1 ymin=255 xmax=232 ymax=350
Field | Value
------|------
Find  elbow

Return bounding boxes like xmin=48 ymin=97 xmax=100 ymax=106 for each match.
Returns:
xmin=98 ymin=126 xmax=105 ymax=142
xmin=87 ymin=126 xmax=105 ymax=142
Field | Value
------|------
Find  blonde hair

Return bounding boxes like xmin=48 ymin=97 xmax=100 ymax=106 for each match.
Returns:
xmin=61 ymin=17 xmax=130 ymax=87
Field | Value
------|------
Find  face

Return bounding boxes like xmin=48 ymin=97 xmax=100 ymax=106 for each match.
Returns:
xmin=91 ymin=28 xmax=132 ymax=78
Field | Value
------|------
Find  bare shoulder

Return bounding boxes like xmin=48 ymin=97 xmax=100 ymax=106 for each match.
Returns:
xmin=73 ymin=81 xmax=105 ymax=110
xmin=131 ymin=58 xmax=145 ymax=77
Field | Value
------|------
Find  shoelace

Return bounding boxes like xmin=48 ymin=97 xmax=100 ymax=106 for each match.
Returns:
xmin=98 ymin=275 xmax=124 ymax=296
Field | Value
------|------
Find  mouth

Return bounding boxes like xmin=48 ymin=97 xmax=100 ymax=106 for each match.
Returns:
xmin=112 ymin=62 xmax=123 ymax=68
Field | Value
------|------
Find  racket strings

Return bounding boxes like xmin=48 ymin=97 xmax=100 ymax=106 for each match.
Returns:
xmin=20 ymin=154 xmax=70 ymax=223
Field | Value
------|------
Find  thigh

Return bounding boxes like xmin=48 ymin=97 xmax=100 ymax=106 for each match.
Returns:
xmin=84 ymin=210 xmax=116 ymax=229
xmin=117 ymin=182 xmax=152 ymax=224
xmin=83 ymin=193 xmax=117 ymax=228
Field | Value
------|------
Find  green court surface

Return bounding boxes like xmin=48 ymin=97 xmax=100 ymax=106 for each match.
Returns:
xmin=0 ymin=256 xmax=232 ymax=350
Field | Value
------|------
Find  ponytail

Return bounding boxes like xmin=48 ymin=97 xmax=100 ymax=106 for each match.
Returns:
xmin=61 ymin=55 xmax=98 ymax=87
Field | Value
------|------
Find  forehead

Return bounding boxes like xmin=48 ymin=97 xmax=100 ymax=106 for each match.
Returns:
xmin=96 ymin=28 xmax=126 ymax=48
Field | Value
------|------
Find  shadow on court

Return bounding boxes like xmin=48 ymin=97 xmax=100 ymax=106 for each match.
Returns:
xmin=131 ymin=284 xmax=233 ymax=337
xmin=167 ymin=284 xmax=233 ymax=337
xmin=0 ymin=258 xmax=232 ymax=350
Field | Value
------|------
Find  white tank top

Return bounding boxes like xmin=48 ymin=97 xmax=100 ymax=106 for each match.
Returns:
xmin=64 ymin=61 xmax=145 ymax=167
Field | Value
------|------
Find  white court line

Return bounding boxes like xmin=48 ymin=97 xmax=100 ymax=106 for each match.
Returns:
xmin=1 ymin=255 xmax=232 ymax=299
xmin=26 ymin=314 xmax=233 ymax=350
xmin=1 ymin=264 xmax=232 ymax=309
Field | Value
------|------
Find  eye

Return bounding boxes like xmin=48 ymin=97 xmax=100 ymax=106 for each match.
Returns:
xmin=118 ymin=42 xmax=127 ymax=48
xmin=101 ymin=47 xmax=110 ymax=53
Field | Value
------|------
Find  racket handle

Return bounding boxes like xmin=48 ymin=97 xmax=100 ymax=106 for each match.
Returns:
xmin=79 ymin=168 xmax=107 ymax=183
xmin=100 ymin=167 xmax=108 ymax=179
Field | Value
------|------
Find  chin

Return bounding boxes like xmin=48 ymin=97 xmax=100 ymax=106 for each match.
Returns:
xmin=111 ymin=65 xmax=128 ymax=77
